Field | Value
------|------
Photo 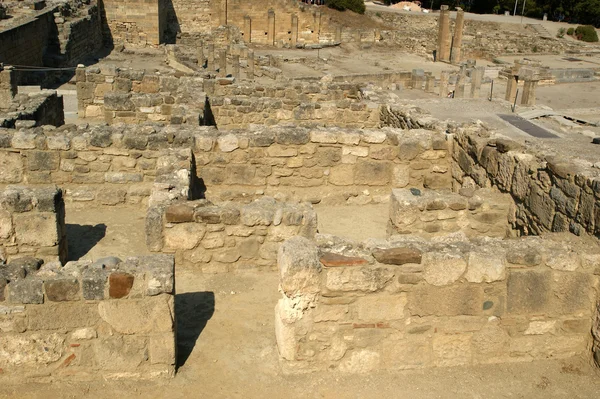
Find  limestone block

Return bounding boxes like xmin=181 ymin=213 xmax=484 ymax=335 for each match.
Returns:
xmin=409 ymin=284 xmax=483 ymax=316
xmin=432 ymin=334 xmax=472 ymax=367
xmin=98 ymin=295 xmax=174 ymax=334
xmin=356 ymin=293 xmax=407 ymax=321
xmin=372 ymin=247 xmax=422 ymax=265
xmin=278 ymin=236 xmax=321 ymax=297
xmin=0 ymin=152 xmax=24 ymax=183
xmin=465 ymin=252 xmax=506 ymax=283
xmin=362 ymin=131 xmax=387 ymax=144
xmin=44 ymin=278 xmax=80 ymax=302
xmin=338 ymin=350 xmax=381 ymax=373
xmin=551 ymin=272 xmax=594 ymax=315
xmin=0 ymin=332 xmax=64 ymax=366
xmin=546 ymin=251 xmax=580 ymax=271
xmin=275 ymin=299 xmax=298 ymax=360
xmin=382 ymin=336 xmax=431 ymax=369
xmin=325 ymin=267 xmax=393 ymax=293
xmin=241 ymin=201 xmax=275 ymax=226
xmin=423 ymin=251 xmax=467 ymax=286
xmin=14 ymin=213 xmax=58 ymax=247
xmin=149 ymin=333 xmax=176 ymax=365
xmin=93 ymin=336 xmax=147 ymax=370
xmin=329 ymin=164 xmax=354 ymax=186
xmin=392 ymin=164 xmax=410 ymax=187
xmin=354 ymin=161 xmax=391 ymax=186
xmin=0 ymin=209 xmax=12 ymax=238
xmin=217 ymin=134 xmax=239 ymax=152
xmin=8 ymin=279 xmax=43 ymax=304
xmin=507 ymin=270 xmax=551 ymax=314
xmin=164 ymin=223 xmax=205 ymax=250
xmin=28 ymin=303 xmax=99 ymax=329
xmin=310 ymin=130 xmax=337 ymax=144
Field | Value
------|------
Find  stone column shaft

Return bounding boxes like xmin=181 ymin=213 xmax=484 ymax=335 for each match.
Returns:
xmin=291 ymin=14 xmax=298 ymax=47
xmin=437 ymin=5 xmax=451 ymax=62
xmin=335 ymin=26 xmax=342 ymax=43
xmin=450 ymin=9 xmax=465 ymax=64
xmin=197 ymin=42 xmax=205 ymax=68
xmin=218 ymin=49 xmax=227 ymax=78
xmin=505 ymin=76 xmax=518 ymax=102
xmin=208 ymin=43 xmax=215 ymax=72
xmin=439 ymin=71 xmax=449 ymax=97
xmin=247 ymin=50 xmax=255 ymax=80
xmin=267 ymin=9 xmax=275 ymax=46
xmin=425 ymin=75 xmax=436 ymax=93
xmin=521 ymin=79 xmax=538 ymax=106
xmin=220 ymin=0 xmax=227 ymax=26
xmin=243 ymin=15 xmax=251 ymax=43
xmin=314 ymin=11 xmax=321 ymax=43
xmin=470 ymin=67 xmax=483 ymax=99
xmin=454 ymin=73 xmax=466 ymax=98
xmin=232 ymin=54 xmax=240 ymax=80
xmin=0 ymin=65 xmax=17 ymax=109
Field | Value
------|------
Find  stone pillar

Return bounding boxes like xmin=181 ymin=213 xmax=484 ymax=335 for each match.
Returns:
xmin=197 ymin=42 xmax=205 ymax=68
xmin=232 ymin=54 xmax=240 ymax=80
xmin=267 ymin=9 xmax=275 ymax=46
xmin=218 ymin=49 xmax=227 ymax=77
xmin=220 ymin=0 xmax=227 ymax=26
xmin=437 ymin=5 xmax=451 ymax=62
xmin=247 ymin=50 xmax=255 ymax=80
xmin=521 ymin=79 xmax=538 ymax=106
xmin=450 ymin=9 xmax=465 ymax=64
xmin=0 ymin=65 xmax=17 ymax=109
xmin=425 ymin=75 xmax=436 ymax=93
xmin=335 ymin=26 xmax=342 ymax=43
xmin=454 ymin=73 xmax=466 ymax=98
xmin=505 ymin=75 xmax=518 ymax=102
xmin=470 ymin=67 xmax=483 ymax=99
xmin=291 ymin=14 xmax=298 ymax=47
xmin=314 ymin=11 xmax=322 ymax=43
xmin=243 ymin=15 xmax=251 ymax=43
xmin=439 ymin=71 xmax=449 ymax=97
xmin=208 ymin=43 xmax=215 ymax=72
xmin=411 ymin=69 xmax=425 ymax=89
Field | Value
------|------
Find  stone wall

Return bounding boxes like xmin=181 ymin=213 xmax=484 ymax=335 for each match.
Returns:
xmin=77 ymin=65 xmax=205 ymax=124
xmin=58 ymin=3 xmax=104 ymax=65
xmin=276 ymin=233 xmax=600 ymax=373
xmin=0 ymin=125 xmax=200 ymax=206
xmin=168 ymin=0 xmax=214 ymax=34
xmin=451 ymin=126 xmax=600 ymax=237
xmin=0 ymin=9 xmax=54 ymax=66
xmin=100 ymin=0 xmax=166 ymax=46
xmin=209 ymin=97 xmax=379 ymax=130
xmin=0 ymin=186 xmax=67 ymax=264
xmin=0 ymin=90 xmax=65 ymax=128
xmin=193 ymin=126 xmax=452 ymax=203
xmin=0 ymin=254 xmax=176 ymax=380
xmin=147 ymin=197 xmax=317 ymax=272
xmin=389 ymin=188 xmax=514 ymax=238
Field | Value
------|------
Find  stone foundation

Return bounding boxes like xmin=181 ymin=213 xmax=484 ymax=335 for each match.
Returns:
xmin=276 ymin=233 xmax=600 ymax=373
xmin=0 ymin=186 xmax=67 ymax=264
xmin=0 ymin=254 xmax=175 ymax=381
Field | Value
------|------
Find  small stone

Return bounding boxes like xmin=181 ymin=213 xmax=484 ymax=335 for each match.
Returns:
xmin=8 ymin=257 xmax=43 ymax=275
xmin=320 ymin=253 xmax=369 ymax=267
xmin=8 ymin=278 xmax=43 ymax=304
xmin=82 ymin=269 xmax=106 ymax=300
xmin=409 ymin=188 xmax=421 ymax=196
xmin=592 ymin=137 xmax=600 ymax=145
xmin=109 ymin=272 xmax=134 ymax=299
xmin=372 ymin=247 xmax=422 ymax=265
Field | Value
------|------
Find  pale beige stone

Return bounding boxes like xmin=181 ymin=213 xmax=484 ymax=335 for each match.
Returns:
xmin=356 ymin=294 xmax=407 ymax=321
xmin=423 ymin=252 xmax=467 ymax=286
xmin=465 ymin=252 xmax=506 ymax=283
xmin=338 ymin=350 xmax=381 ymax=373
xmin=98 ymin=295 xmax=174 ymax=334
xmin=164 ymin=223 xmax=206 ymax=250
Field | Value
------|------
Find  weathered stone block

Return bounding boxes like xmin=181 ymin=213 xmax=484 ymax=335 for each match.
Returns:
xmin=423 ymin=252 xmax=467 ymax=286
xmin=45 ymin=278 xmax=80 ymax=302
xmin=325 ymin=266 xmax=393 ymax=293
xmin=0 ymin=152 xmax=24 ymax=183
xmin=27 ymin=151 xmax=60 ymax=171
xmin=354 ymin=161 xmax=391 ymax=186
xmin=8 ymin=278 xmax=43 ymax=304
xmin=507 ymin=270 xmax=551 ymax=314
xmin=465 ymin=252 xmax=506 ymax=283
xmin=409 ymin=284 xmax=483 ymax=316
xmin=149 ymin=333 xmax=176 ymax=365
xmin=278 ymin=237 xmax=321 ymax=297
xmin=356 ymin=293 xmax=407 ymax=321
xmin=109 ymin=272 xmax=134 ymax=299
xmin=98 ymin=295 xmax=174 ymax=334
xmin=164 ymin=223 xmax=205 ymax=250
xmin=13 ymin=213 xmax=58 ymax=247
xmin=372 ymin=247 xmax=422 ymax=265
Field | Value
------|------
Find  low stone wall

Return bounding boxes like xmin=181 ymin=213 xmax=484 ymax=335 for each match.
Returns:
xmin=77 ymin=66 xmax=205 ymax=124
xmin=212 ymin=81 xmax=361 ymax=102
xmin=147 ymin=197 xmax=317 ymax=273
xmin=276 ymin=233 xmax=600 ymax=373
xmin=194 ymin=126 xmax=452 ymax=203
xmin=0 ymin=254 xmax=175 ymax=381
xmin=209 ymin=97 xmax=379 ymax=130
xmin=0 ymin=125 xmax=201 ymax=206
xmin=0 ymin=186 xmax=67 ymax=264
xmin=0 ymin=91 xmax=65 ymax=128
xmin=451 ymin=126 xmax=600 ymax=236
xmin=388 ymin=188 xmax=514 ymax=238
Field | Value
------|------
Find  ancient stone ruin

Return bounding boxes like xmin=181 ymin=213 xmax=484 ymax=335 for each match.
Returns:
xmin=1 ymin=0 xmax=600 ymax=395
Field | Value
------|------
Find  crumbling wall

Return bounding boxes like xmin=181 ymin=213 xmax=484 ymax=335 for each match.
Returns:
xmin=100 ymin=0 xmax=166 ymax=46
xmin=0 ymin=9 xmax=54 ymax=66
xmin=452 ymin=126 xmax=600 ymax=236
xmin=58 ymin=3 xmax=104 ymax=65
xmin=0 ymin=125 xmax=202 ymax=206
xmin=0 ymin=90 xmax=65 ymax=128
xmin=193 ymin=126 xmax=452 ymax=203
xmin=147 ymin=197 xmax=317 ymax=272
xmin=388 ymin=188 xmax=514 ymax=238
xmin=276 ymin=234 xmax=599 ymax=373
xmin=76 ymin=65 xmax=205 ymax=124
xmin=0 ymin=186 xmax=67 ymax=264
xmin=0 ymin=254 xmax=175 ymax=380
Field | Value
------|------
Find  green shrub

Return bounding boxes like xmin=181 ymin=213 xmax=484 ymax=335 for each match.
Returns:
xmin=567 ymin=27 xmax=575 ymax=35
xmin=575 ymin=25 xmax=599 ymax=42
xmin=326 ymin=0 xmax=366 ymax=14
xmin=557 ymin=28 xmax=566 ymax=38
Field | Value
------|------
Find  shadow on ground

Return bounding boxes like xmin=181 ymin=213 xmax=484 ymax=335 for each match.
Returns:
xmin=176 ymin=291 xmax=215 ymax=368
xmin=66 ymin=223 xmax=107 ymax=261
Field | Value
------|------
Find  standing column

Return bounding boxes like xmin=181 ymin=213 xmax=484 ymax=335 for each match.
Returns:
xmin=505 ymin=75 xmax=518 ymax=102
xmin=0 ymin=65 xmax=17 ymax=109
xmin=267 ymin=9 xmax=275 ymax=46
xmin=232 ymin=54 xmax=240 ymax=80
xmin=521 ymin=79 xmax=539 ymax=106
xmin=437 ymin=5 xmax=451 ymax=62
xmin=454 ymin=72 xmax=466 ymax=98
xmin=243 ymin=15 xmax=252 ymax=43
xmin=314 ymin=10 xmax=322 ymax=43
xmin=291 ymin=14 xmax=298 ymax=47
xmin=220 ymin=0 xmax=227 ymax=26
xmin=197 ymin=41 xmax=205 ymax=68
xmin=335 ymin=26 xmax=342 ymax=43
xmin=470 ymin=67 xmax=484 ymax=98
xmin=411 ymin=69 xmax=424 ymax=89
xmin=218 ymin=49 xmax=227 ymax=77
xmin=425 ymin=75 xmax=436 ymax=93
xmin=439 ymin=71 xmax=449 ymax=97
xmin=450 ymin=9 xmax=465 ymax=64
xmin=247 ymin=50 xmax=255 ymax=80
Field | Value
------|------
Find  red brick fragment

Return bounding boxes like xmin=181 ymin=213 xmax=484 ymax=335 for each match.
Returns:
xmin=320 ymin=252 xmax=368 ymax=267
xmin=62 ymin=354 xmax=76 ymax=367
xmin=109 ymin=272 xmax=134 ymax=299
xmin=353 ymin=323 xmax=376 ymax=329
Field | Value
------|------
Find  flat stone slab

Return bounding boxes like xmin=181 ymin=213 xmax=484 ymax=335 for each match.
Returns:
xmin=320 ymin=253 xmax=369 ymax=267
xmin=372 ymin=247 xmax=422 ymax=265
